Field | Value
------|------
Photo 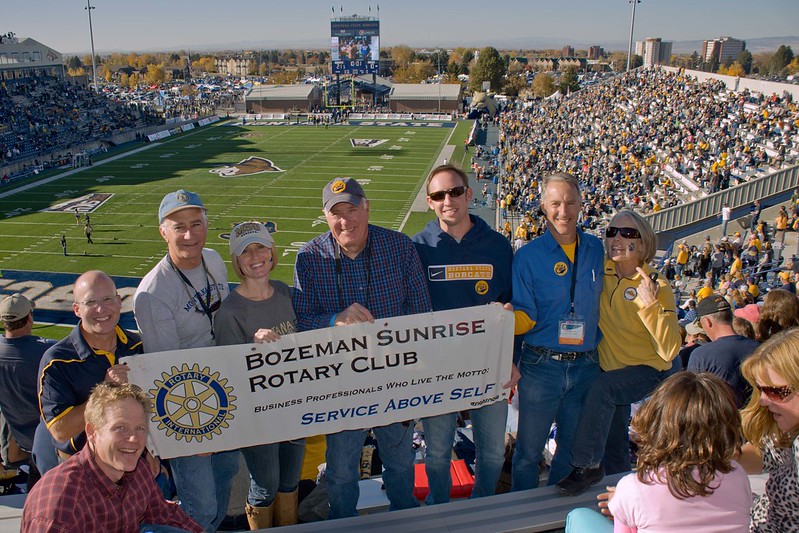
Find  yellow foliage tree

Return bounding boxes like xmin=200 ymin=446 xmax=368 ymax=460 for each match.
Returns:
xmin=788 ymin=57 xmax=799 ymax=75
xmin=726 ymin=62 xmax=745 ymax=77
xmin=268 ymin=70 xmax=300 ymax=84
xmin=531 ymin=73 xmax=556 ymax=98
xmin=390 ymin=45 xmax=414 ymax=68
xmin=144 ymin=65 xmax=166 ymax=86
xmin=67 ymin=67 xmax=86 ymax=77
xmin=194 ymin=56 xmax=216 ymax=73
xmin=120 ymin=73 xmax=129 ymax=87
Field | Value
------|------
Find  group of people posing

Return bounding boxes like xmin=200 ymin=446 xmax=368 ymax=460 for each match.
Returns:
xmin=3 ymin=166 xmax=798 ymax=532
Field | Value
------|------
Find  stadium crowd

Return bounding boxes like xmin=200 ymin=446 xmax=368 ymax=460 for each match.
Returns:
xmin=494 ymin=68 xmax=799 ymax=233
xmin=0 ymin=76 xmax=161 ymax=168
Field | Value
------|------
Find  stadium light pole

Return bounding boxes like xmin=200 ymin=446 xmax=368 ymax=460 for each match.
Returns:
xmin=626 ymin=0 xmax=640 ymax=72
xmin=85 ymin=0 xmax=99 ymax=92
xmin=436 ymin=48 xmax=442 ymax=113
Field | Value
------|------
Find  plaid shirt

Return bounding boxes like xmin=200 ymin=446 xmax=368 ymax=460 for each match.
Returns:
xmin=21 ymin=446 xmax=202 ymax=533
xmin=293 ymin=224 xmax=432 ymax=331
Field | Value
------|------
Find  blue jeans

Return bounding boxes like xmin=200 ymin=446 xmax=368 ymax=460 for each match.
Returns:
xmin=569 ymin=365 xmax=663 ymax=475
xmin=422 ymin=399 xmax=508 ymax=504
xmin=240 ymin=439 xmax=306 ymax=507
xmin=511 ymin=345 xmax=600 ymax=491
xmin=170 ymin=451 xmax=240 ymax=532
xmin=565 ymin=508 xmax=613 ymax=533
xmin=326 ymin=422 xmax=418 ymax=519
xmin=31 ymin=421 xmax=58 ymax=476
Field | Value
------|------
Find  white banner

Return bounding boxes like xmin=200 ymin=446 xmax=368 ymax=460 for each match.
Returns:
xmin=126 ymin=306 xmax=514 ymax=459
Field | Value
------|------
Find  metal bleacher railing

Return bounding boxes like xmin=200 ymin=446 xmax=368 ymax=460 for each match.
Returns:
xmin=645 ymin=163 xmax=799 ymax=240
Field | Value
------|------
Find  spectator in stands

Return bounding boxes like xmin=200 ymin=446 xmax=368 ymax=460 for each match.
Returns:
xmin=37 ymin=271 xmax=142 ymax=471
xmin=757 ymin=289 xmax=799 ymax=342
xmin=134 ymin=190 xmax=235 ymax=532
xmin=292 ymin=178 xmax=431 ymax=519
xmin=721 ymin=202 xmax=732 ymax=236
xmin=556 ymin=210 xmax=681 ymax=496
xmin=686 ymin=294 xmax=760 ymax=407
xmin=565 ymin=372 xmax=752 ymax=532
xmin=413 ymin=165 xmax=514 ymax=504
xmin=739 ymin=328 xmax=799 ymax=532
xmin=510 ymin=172 xmax=604 ymax=491
xmin=775 ymin=206 xmax=789 ymax=244
xmin=213 ymin=222 xmax=304 ymax=529
xmin=21 ymin=382 xmax=202 ymax=533
xmin=0 ymin=294 xmax=55 ymax=477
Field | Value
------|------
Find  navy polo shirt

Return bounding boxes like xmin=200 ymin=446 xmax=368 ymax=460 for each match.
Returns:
xmin=37 ymin=324 xmax=142 ymax=454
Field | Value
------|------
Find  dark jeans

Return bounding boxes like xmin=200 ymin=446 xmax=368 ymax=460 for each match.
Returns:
xmin=568 ymin=365 xmax=663 ymax=475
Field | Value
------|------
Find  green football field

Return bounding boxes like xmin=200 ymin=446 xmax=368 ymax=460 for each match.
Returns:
xmin=0 ymin=119 xmax=473 ymax=288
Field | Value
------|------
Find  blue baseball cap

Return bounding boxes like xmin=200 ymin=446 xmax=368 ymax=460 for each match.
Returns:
xmin=159 ymin=190 xmax=206 ymax=223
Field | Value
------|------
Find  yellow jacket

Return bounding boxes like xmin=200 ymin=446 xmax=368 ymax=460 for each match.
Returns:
xmin=598 ymin=261 xmax=681 ymax=372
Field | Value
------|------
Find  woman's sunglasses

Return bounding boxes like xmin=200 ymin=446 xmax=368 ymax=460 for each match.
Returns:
xmin=605 ymin=226 xmax=642 ymax=239
xmin=428 ymin=186 xmax=466 ymax=202
xmin=756 ymin=384 xmax=795 ymax=402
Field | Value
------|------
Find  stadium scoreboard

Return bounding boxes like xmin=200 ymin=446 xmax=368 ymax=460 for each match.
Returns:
xmin=331 ymin=19 xmax=379 ymax=75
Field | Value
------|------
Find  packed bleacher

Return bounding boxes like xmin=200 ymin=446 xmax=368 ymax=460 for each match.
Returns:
xmin=0 ymin=76 xmax=161 ymax=168
xmin=495 ymin=67 xmax=799 ymax=233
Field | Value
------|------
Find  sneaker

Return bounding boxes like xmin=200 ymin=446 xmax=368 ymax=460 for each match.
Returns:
xmin=555 ymin=465 xmax=605 ymax=496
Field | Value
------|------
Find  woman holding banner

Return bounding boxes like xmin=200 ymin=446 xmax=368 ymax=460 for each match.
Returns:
xmin=214 ymin=221 xmax=305 ymax=530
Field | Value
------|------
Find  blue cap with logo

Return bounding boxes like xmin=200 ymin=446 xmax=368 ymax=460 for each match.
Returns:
xmin=158 ymin=190 xmax=206 ymax=223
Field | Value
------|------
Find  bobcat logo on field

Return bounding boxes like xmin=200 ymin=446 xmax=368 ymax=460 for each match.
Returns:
xmin=209 ymin=157 xmax=284 ymax=177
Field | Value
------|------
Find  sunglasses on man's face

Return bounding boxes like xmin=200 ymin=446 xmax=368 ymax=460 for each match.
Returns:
xmin=605 ymin=226 xmax=642 ymax=239
xmin=756 ymin=384 xmax=796 ymax=402
xmin=428 ymin=186 xmax=466 ymax=202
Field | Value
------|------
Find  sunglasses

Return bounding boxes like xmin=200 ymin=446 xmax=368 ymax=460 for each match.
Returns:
xmin=605 ymin=226 xmax=642 ymax=239
xmin=428 ymin=186 xmax=466 ymax=202
xmin=756 ymin=384 xmax=795 ymax=402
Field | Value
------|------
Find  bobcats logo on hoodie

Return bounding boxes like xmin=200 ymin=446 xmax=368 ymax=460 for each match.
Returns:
xmin=209 ymin=157 xmax=284 ymax=177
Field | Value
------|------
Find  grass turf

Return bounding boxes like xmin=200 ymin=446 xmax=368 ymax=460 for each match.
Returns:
xmin=0 ymin=120 xmax=465 ymax=286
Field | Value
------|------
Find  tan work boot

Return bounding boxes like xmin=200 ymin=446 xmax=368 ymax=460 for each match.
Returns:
xmin=245 ymin=501 xmax=273 ymax=530
xmin=273 ymin=489 xmax=299 ymax=526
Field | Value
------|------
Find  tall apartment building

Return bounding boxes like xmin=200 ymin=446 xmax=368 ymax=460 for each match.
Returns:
xmin=634 ymin=37 xmax=673 ymax=67
xmin=588 ymin=46 xmax=605 ymax=60
xmin=562 ymin=46 xmax=575 ymax=58
xmin=701 ymin=37 xmax=746 ymax=64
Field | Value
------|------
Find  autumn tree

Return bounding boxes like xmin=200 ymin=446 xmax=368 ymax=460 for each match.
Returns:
xmin=390 ymin=45 xmax=415 ymax=68
xmin=502 ymin=74 xmax=527 ymax=97
xmin=144 ymin=64 xmax=166 ymax=86
xmin=268 ymin=70 xmax=300 ymax=84
xmin=769 ymin=45 xmax=794 ymax=75
xmin=531 ymin=72 xmax=556 ymax=98
xmin=470 ymin=47 xmax=505 ymax=92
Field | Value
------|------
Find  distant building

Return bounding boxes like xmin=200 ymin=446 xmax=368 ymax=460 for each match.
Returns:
xmin=702 ymin=37 xmax=746 ymax=65
xmin=635 ymin=37 xmax=673 ymax=67
xmin=531 ymin=57 xmax=587 ymax=72
xmin=588 ymin=46 xmax=605 ymax=60
xmin=245 ymin=84 xmax=322 ymax=113
xmin=215 ymin=57 xmax=253 ymax=77
xmin=562 ymin=46 xmax=575 ymax=58
xmin=0 ymin=33 xmax=63 ymax=81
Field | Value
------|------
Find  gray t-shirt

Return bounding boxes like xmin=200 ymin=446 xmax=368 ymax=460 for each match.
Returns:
xmin=134 ymin=248 xmax=230 ymax=353
xmin=213 ymin=280 xmax=296 ymax=346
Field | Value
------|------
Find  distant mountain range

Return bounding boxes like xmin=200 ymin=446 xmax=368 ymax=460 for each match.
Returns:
xmin=93 ymin=35 xmax=799 ymax=56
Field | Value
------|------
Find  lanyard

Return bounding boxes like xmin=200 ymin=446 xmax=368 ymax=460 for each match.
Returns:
xmin=569 ymin=237 xmax=579 ymax=316
xmin=168 ymin=256 xmax=218 ymax=338
xmin=334 ymin=239 xmax=371 ymax=312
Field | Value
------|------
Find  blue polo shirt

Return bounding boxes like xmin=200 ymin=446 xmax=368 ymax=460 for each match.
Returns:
xmin=37 ymin=324 xmax=142 ymax=454
xmin=511 ymin=228 xmax=604 ymax=352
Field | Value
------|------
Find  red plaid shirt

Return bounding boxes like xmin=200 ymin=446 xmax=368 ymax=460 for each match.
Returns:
xmin=21 ymin=447 xmax=202 ymax=533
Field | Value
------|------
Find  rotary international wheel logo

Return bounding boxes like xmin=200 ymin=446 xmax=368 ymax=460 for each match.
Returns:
xmin=149 ymin=363 xmax=237 ymax=442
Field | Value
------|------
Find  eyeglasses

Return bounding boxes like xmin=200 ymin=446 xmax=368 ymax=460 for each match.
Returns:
xmin=428 ymin=186 xmax=466 ymax=202
xmin=605 ymin=226 xmax=642 ymax=239
xmin=76 ymin=295 xmax=119 ymax=309
xmin=756 ymin=384 xmax=795 ymax=402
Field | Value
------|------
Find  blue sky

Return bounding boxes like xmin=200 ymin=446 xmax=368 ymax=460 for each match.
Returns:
xmin=7 ymin=0 xmax=799 ymax=54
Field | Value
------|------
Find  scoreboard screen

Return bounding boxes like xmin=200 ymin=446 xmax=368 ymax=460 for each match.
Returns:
xmin=331 ymin=19 xmax=379 ymax=75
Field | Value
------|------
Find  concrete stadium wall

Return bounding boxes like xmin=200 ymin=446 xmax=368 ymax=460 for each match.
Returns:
xmin=389 ymin=100 xmax=459 ymax=113
xmin=662 ymin=66 xmax=799 ymax=100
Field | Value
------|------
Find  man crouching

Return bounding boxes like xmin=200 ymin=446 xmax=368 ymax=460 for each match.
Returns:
xmin=22 ymin=382 xmax=201 ymax=533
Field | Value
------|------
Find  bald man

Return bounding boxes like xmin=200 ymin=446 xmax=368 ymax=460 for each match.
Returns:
xmin=36 ymin=270 xmax=142 ymax=471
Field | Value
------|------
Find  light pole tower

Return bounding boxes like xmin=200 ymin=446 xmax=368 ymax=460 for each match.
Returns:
xmin=86 ymin=0 xmax=98 ymax=91
xmin=626 ymin=0 xmax=641 ymax=72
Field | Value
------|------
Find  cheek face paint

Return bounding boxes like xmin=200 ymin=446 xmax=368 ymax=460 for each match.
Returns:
xmin=628 ymin=243 xmax=635 ymax=252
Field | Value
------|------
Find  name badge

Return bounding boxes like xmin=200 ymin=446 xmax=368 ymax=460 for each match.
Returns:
xmin=558 ymin=315 xmax=585 ymax=346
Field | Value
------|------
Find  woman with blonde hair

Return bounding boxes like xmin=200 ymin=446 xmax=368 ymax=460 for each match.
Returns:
xmin=565 ymin=372 xmax=752 ymax=532
xmin=740 ymin=328 xmax=799 ymax=532
xmin=213 ymin=221 xmax=305 ymax=529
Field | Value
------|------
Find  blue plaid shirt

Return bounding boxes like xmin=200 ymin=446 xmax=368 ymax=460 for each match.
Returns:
xmin=293 ymin=225 xmax=432 ymax=331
